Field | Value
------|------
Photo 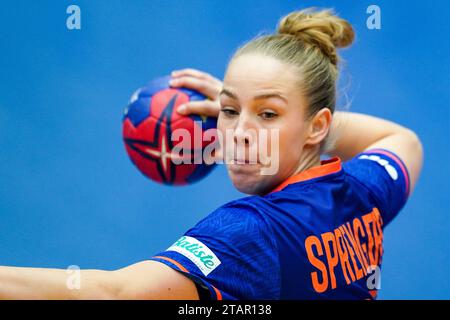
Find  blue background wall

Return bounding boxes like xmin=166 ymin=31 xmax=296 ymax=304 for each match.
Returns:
xmin=0 ymin=0 xmax=448 ymax=299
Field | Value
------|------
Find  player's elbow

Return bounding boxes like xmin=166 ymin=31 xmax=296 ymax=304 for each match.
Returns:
xmin=400 ymin=128 xmax=424 ymax=192
xmin=91 ymin=270 xmax=151 ymax=300
xmin=404 ymin=129 xmax=424 ymax=167
xmin=66 ymin=270 xmax=123 ymax=300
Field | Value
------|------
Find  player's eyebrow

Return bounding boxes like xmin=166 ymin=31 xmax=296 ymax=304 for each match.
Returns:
xmin=219 ymin=88 xmax=239 ymax=100
xmin=220 ymin=88 xmax=288 ymax=104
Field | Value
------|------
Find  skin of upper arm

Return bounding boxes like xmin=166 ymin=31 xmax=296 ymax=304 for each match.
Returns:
xmin=110 ymin=260 xmax=199 ymax=300
xmin=329 ymin=112 xmax=424 ymax=193
xmin=364 ymin=129 xmax=424 ymax=193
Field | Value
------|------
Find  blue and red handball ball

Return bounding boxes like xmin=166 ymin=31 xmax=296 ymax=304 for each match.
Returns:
xmin=122 ymin=76 xmax=217 ymax=185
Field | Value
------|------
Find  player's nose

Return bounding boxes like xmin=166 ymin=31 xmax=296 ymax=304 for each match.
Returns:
xmin=232 ymin=113 xmax=256 ymax=146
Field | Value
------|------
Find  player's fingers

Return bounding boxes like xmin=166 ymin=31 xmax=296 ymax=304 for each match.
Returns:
xmin=171 ymin=68 xmax=221 ymax=84
xmin=171 ymin=69 xmax=223 ymax=89
xmin=177 ymin=99 xmax=220 ymax=117
xmin=171 ymin=68 xmax=208 ymax=78
xmin=169 ymin=76 xmax=221 ymax=100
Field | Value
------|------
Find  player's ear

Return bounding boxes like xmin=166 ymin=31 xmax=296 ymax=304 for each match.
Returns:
xmin=304 ymin=108 xmax=332 ymax=146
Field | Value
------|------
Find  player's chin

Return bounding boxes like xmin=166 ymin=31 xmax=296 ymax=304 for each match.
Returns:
xmin=227 ymin=163 xmax=272 ymax=195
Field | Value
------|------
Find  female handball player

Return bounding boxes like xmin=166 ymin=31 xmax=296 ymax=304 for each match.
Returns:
xmin=0 ymin=8 xmax=423 ymax=300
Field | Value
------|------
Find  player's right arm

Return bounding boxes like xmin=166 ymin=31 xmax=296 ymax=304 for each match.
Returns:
xmin=0 ymin=261 xmax=199 ymax=300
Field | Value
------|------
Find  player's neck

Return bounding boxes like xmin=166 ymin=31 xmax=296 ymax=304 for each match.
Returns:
xmin=293 ymin=148 xmax=321 ymax=176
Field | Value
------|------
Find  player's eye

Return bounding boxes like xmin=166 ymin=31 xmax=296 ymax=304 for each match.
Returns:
xmin=220 ymin=107 xmax=239 ymax=117
xmin=260 ymin=111 xmax=278 ymax=120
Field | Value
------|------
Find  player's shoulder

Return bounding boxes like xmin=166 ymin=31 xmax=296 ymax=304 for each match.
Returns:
xmin=212 ymin=196 xmax=264 ymax=217
xmin=224 ymin=193 xmax=312 ymax=217
xmin=341 ymin=148 xmax=411 ymax=224
xmin=190 ymin=196 xmax=269 ymax=234
xmin=342 ymin=148 xmax=410 ymax=195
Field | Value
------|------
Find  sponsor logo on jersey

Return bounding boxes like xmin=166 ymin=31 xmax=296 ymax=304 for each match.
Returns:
xmin=167 ymin=236 xmax=221 ymax=276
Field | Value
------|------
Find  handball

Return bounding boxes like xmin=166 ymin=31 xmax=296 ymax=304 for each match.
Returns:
xmin=122 ymin=76 xmax=217 ymax=185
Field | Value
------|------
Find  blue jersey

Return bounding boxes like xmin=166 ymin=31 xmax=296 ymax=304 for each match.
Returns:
xmin=150 ymin=148 xmax=410 ymax=300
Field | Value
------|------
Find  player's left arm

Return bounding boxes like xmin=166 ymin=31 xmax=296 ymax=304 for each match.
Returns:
xmin=0 ymin=261 xmax=199 ymax=300
xmin=328 ymin=111 xmax=424 ymax=193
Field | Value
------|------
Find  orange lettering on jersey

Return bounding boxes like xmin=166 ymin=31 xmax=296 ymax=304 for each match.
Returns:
xmin=305 ymin=235 xmax=328 ymax=293
xmin=362 ymin=212 xmax=376 ymax=266
xmin=352 ymin=218 xmax=370 ymax=272
xmin=372 ymin=208 xmax=384 ymax=265
xmin=321 ymin=232 xmax=339 ymax=290
xmin=304 ymin=207 xmax=385 ymax=294
xmin=334 ymin=228 xmax=356 ymax=284
xmin=338 ymin=226 xmax=360 ymax=280
xmin=340 ymin=224 xmax=364 ymax=280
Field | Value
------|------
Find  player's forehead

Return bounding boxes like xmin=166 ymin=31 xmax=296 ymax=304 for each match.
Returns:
xmin=223 ymin=54 xmax=300 ymax=102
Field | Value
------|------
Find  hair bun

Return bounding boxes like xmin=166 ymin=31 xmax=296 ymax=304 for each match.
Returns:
xmin=277 ymin=8 xmax=355 ymax=65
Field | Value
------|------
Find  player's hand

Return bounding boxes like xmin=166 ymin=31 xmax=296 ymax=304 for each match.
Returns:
xmin=169 ymin=68 xmax=222 ymax=117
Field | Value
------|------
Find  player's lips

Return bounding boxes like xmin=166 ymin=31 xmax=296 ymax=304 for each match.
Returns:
xmin=228 ymin=160 xmax=261 ymax=175
xmin=232 ymin=158 xmax=260 ymax=165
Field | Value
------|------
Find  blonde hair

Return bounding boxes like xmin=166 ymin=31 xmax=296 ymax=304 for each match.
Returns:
xmin=231 ymin=8 xmax=355 ymax=152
